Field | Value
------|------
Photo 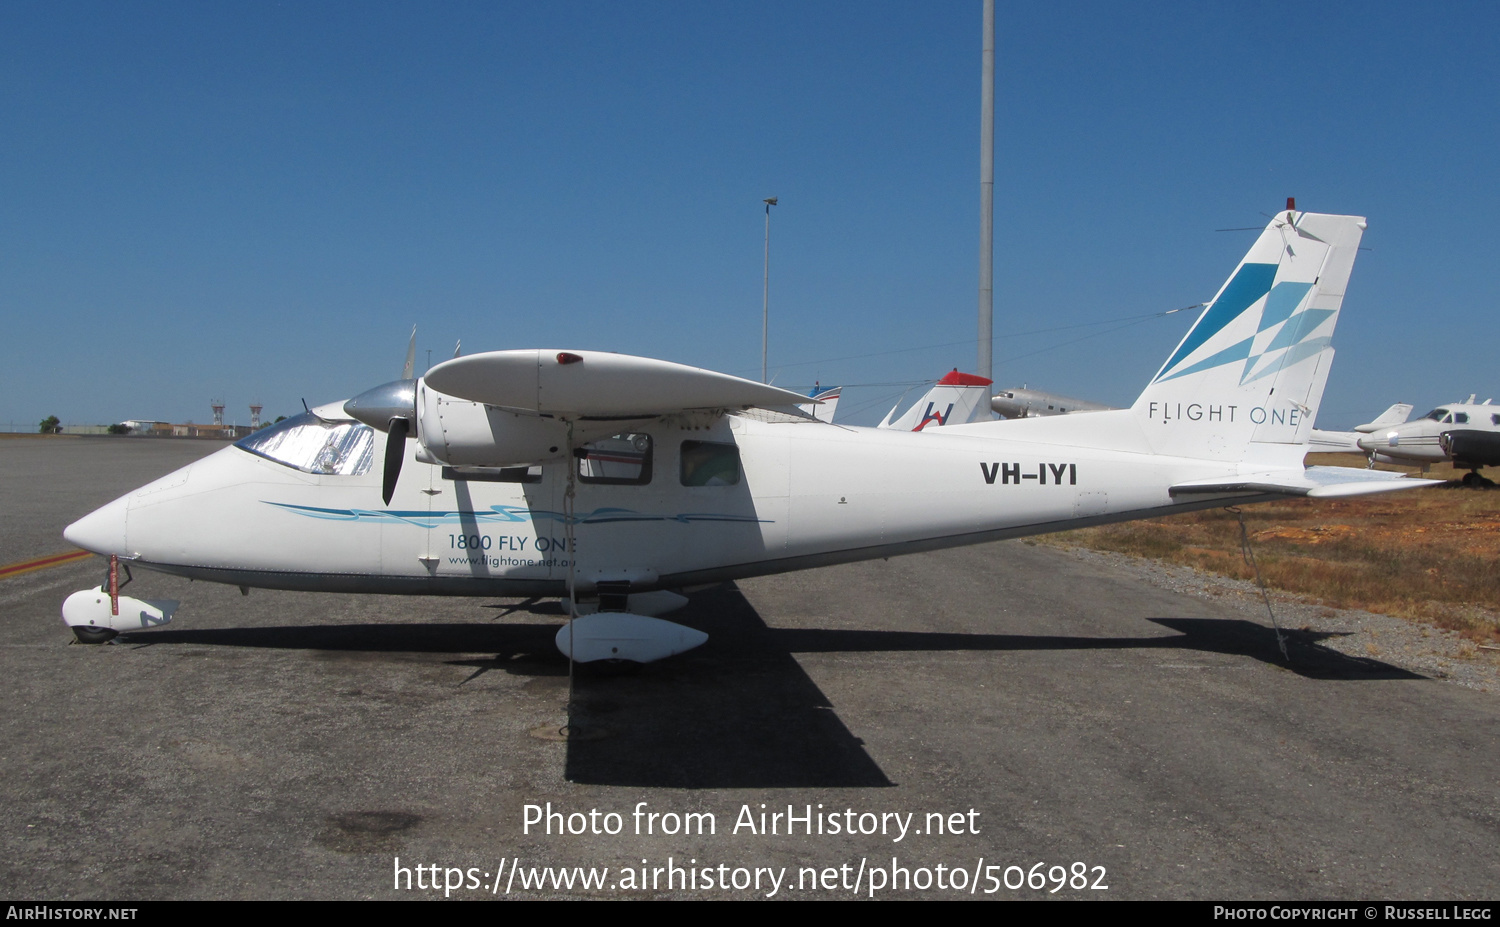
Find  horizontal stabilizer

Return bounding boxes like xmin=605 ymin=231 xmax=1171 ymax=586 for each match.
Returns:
xmin=1170 ymin=466 xmax=1437 ymax=499
xmin=425 ymin=350 xmax=809 ymax=418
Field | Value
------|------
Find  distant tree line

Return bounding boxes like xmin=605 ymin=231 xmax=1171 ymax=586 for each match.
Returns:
xmin=34 ymin=413 xmax=293 ymax=436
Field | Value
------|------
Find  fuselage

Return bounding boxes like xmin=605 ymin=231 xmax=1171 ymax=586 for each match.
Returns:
xmin=64 ymin=407 xmax=1268 ymax=598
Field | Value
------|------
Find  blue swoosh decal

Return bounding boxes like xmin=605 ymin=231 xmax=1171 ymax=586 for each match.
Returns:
xmin=264 ymin=501 xmax=771 ymax=527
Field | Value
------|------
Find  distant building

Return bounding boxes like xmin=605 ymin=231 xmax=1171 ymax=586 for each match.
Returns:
xmin=169 ymin=423 xmax=252 ymax=439
xmin=115 ymin=420 xmax=250 ymax=439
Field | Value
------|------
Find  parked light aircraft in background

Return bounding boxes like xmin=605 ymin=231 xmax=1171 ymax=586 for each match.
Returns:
xmin=1356 ymin=397 xmax=1500 ymax=483
xmin=796 ymin=384 xmax=841 ymax=424
xmin=62 ymin=209 xmax=1436 ymax=661
xmin=990 ymin=387 xmax=1115 ymax=419
xmin=878 ymin=370 xmax=993 ymax=431
xmin=1304 ymin=402 xmax=1413 ymax=452
xmin=984 ymin=385 xmax=1419 ymax=461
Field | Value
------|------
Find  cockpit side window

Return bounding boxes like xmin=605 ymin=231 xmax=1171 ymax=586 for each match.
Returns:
xmin=680 ymin=441 xmax=741 ymax=486
xmin=1425 ymin=409 xmax=1449 ymax=422
xmin=235 ymin=411 xmax=377 ymax=475
xmin=1453 ymin=412 xmax=1469 ymax=424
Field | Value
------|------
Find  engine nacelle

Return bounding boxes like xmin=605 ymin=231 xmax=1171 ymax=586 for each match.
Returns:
xmin=415 ymin=383 xmax=650 ymax=468
xmin=418 ymin=386 xmax=570 ymax=468
xmin=1440 ymin=429 xmax=1500 ymax=468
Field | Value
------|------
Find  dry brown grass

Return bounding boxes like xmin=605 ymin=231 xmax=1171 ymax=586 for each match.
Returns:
xmin=1044 ymin=454 xmax=1500 ymax=643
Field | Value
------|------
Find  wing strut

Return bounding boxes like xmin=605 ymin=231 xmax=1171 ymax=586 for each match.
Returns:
xmin=1230 ymin=507 xmax=1289 ymax=662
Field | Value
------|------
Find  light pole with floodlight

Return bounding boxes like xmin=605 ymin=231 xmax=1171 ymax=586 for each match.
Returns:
xmin=762 ymin=197 xmax=777 ymax=383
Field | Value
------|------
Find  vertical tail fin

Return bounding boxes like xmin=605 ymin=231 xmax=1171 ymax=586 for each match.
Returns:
xmin=1354 ymin=402 xmax=1413 ymax=432
xmin=879 ymin=371 xmax=994 ymax=431
xmin=1132 ymin=209 xmax=1366 ymax=463
xmin=798 ymin=385 xmax=842 ymax=423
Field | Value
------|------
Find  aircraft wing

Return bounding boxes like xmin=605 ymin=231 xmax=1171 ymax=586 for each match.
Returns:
xmin=424 ymin=350 xmax=810 ymax=418
xmin=1169 ymin=466 xmax=1438 ymax=499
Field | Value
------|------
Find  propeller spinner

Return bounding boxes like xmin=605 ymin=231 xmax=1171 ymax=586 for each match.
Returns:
xmin=344 ymin=378 xmax=417 ymax=504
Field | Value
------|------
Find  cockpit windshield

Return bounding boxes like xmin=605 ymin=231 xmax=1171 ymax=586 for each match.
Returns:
xmin=235 ymin=411 xmax=377 ymax=476
xmin=1424 ymin=408 xmax=1450 ymax=422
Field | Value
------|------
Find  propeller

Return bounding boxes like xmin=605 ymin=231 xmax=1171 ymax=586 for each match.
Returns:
xmin=345 ymin=379 xmax=418 ymax=504
xmin=346 ymin=328 xmax=422 ymax=505
xmin=382 ymin=416 xmax=410 ymax=504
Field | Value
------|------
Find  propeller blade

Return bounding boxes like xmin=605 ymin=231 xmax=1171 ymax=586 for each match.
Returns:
xmin=382 ymin=417 xmax=410 ymax=505
xmin=402 ymin=326 xmax=417 ymax=380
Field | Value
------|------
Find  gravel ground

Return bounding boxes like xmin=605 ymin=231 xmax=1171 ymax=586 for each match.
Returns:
xmin=1045 ymin=543 xmax=1500 ymax=694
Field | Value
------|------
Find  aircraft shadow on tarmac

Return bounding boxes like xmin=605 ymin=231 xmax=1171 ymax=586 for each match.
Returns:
xmin=119 ymin=585 xmax=1420 ymax=789
xmin=768 ymin=618 xmax=1424 ymax=682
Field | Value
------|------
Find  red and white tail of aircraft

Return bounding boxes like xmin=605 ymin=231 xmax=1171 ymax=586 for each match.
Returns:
xmin=878 ymin=370 xmax=994 ymax=431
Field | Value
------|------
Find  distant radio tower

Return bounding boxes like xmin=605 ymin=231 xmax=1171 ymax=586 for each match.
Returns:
xmin=211 ymin=399 xmax=225 ymax=426
xmin=249 ymin=403 xmax=262 ymax=429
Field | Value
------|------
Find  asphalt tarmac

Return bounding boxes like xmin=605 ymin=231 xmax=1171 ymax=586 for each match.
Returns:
xmin=2 ymin=437 xmax=1496 ymax=900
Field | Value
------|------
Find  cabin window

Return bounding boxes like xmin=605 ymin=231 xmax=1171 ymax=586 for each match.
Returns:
xmin=680 ymin=441 xmax=741 ymax=486
xmin=235 ymin=411 xmax=376 ymax=476
xmin=578 ymin=433 xmax=653 ymax=485
xmin=1492 ymin=414 xmax=1499 ymax=426
xmin=442 ymin=466 xmax=542 ymax=484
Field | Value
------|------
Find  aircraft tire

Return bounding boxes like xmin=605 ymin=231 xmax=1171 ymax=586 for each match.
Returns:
xmin=71 ymin=626 xmax=118 ymax=645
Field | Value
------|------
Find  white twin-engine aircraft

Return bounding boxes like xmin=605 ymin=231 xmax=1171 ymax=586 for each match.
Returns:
xmin=62 ymin=209 xmax=1435 ymax=661
xmin=1355 ymin=398 xmax=1500 ymax=482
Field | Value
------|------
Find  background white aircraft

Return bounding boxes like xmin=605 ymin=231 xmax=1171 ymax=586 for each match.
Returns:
xmin=62 ymin=209 xmax=1435 ymax=660
xmin=1356 ymin=397 xmax=1500 ymax=483
xmin=990 ymin=387 xmax=1115 ymax=419
xmin=1303 ymin=402 xmax=1413 ymax=452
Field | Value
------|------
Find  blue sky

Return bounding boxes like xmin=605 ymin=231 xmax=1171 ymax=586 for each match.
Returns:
xmin=4 ymin=1 xmax=1497 ymax=429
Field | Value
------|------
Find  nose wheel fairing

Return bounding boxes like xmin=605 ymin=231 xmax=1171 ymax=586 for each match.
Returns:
xmin=61 ymin=587 xmax=178 ymax=643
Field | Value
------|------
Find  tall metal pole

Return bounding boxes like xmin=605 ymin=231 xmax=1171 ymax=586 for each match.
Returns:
xmin=762 ymin=197 xmax=777 ymax=382
xmin=978 ymin=0 xmax=995 ymax=385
